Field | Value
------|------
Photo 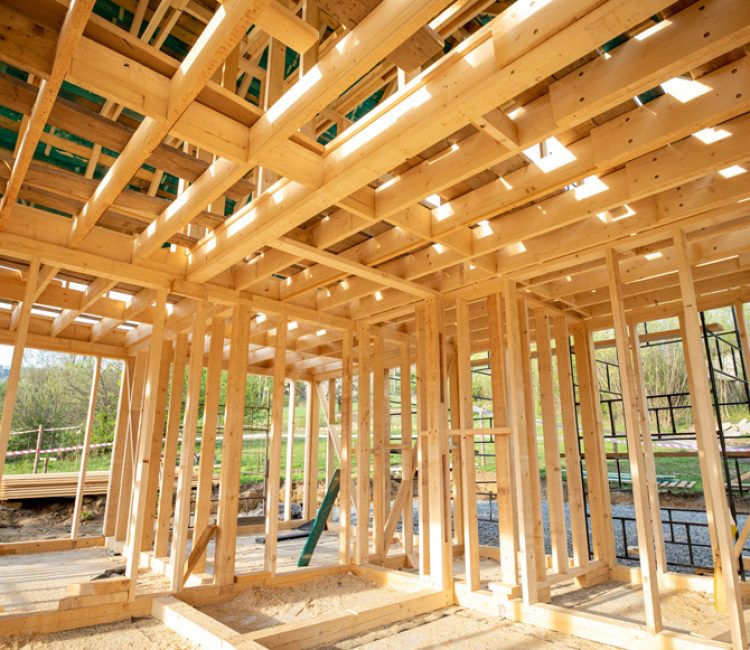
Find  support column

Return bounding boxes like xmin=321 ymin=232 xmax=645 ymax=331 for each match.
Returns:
xmin=372 ymin=335 xmax=387 ymax=560
xmin=284 ymin=380 xmax=296 ymax=521
xmin=115 ymin=350 xmax=147 ymax=542
xmin=339 ymin=331 xmax=353 ymax=564
xmin=140 ymin=344 xmax=173 ymax=551
xmin=125 ymin=288 xmax=168 ymax=597
xmin=415 ymin=306 xmax=430 ymax=578
xmin=265 ymin=318 xmax=288 ymax=574
xmin=455 ymin=298 xmax=480 ymax=591
xmin=606 ymin=249 xmax=662 ymax=634
xmin=355 ymin=322 xmax=371 ymax=564
xmin=169 ymin=303 xmax=209 ymax=591
xmin=71 ymin=356 xmax=102 ymax=539
xmin=103 ymin=359 xmax=132 ymax=537
xmin=553 ymin=316 xmax=588 ymax=569
xmin=214 ymin=304 xmax=251 ymax=586
xmin=572 ymin=324 xmax=616 ymax=566
xmin=302 ymin=381 xmax=320 ymax=520
xmin=503 ymin=279 xmax=538 ymax=605
xmin=399 ymin=341 xmax=414 ymax=558
xmin=192 ymin=316 xmax=226 ymax=572
xmin=535 ymin=308 xmax=568 ymax=575
xmin=487 ymin=293 xmax=518 ymax=585
xmin=154 ymin=335 xmax=189 ymax=557
xmin=419 ymin=297 xmax=452 ymax=591
xmin=0 ymin=258 xmax=39 ymax=480
xmin=674 ymin=229 xmax=746 ymax=650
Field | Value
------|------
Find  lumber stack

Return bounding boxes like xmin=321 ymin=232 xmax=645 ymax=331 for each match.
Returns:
xmin=0 ymin=471 xmax=111 ymax=500
xmin=0 ymin=469 xmax=210 ymax=500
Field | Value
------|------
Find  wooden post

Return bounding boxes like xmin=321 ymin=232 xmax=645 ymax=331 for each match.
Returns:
xmin=71 ymin=356 xmax=102 ymax=540
xmin=518 ymin=297 xmax=546 ymax=580
xmin=154 ymin=335 xmax=189 ymax=558
xmin=264 ymin=318 xmax=288 ymax=574
xmin=32 ymin=424 xmax=43 ymax=474
xmin=673 ymin=229 xmax=746 ymax=650
xmin=552 ymin=316 xmax=588 ymax=569
xmin=192 ymin=316 xmax=225 ymax=573
xmin=572 ymin=324 xmax=616 ymax=566
xmin=630 ymin=326 xmax=667 ymax=573
xmin=447 ymin=345 xmax=464 ymax=548
xmin=399 ymin=341 xmax=414 ymax=558
xmin=606 ymin=249 xmax=662 ymax=633
xmin=214 ymin=305 xmax=250 ymax=586
xmin=284 ymin=380 xmax=296 ymax=521
xmin=325 ymin=378 xmax=336 ymax=522
xmin=503 ymin=279 xmax=538 ymax=605
xmin=169 ymin=303 xmax=209 ymax=591
xmin=455 ymin=298 xmax=480 ymax=591
xmin=535 ymin=308 xmax=568 ymax=575
xmin=115 ymin=350 xmax=147 ymax=542
xmin=420 ymin=297 xmax=452 ymax=591
xmin=735 ymin=303 xmax=750 ymax=380
xmin=103 ymin=359 xmax=131 ymax=537
xmin=339 ymin=331 xmax=353 ymax=564
xmin=302 ymin=381 xmax=320 ymax=520
xmin=372 ymin=335 xmax=387 ymax=560
xmin=487 ymin=293 xmax=518 ymax=585
xmin=355 ymin=322 xmax=371 ymax=564
xmin=125 ymin=287 xmax=168 ymax=597
xmin=0 ymin=258 xmax=39 ymax=480
xmin=415 ymin=306 xmax=430 ymax=578
xmin=140 ymin=344 xmax=173 ymax=551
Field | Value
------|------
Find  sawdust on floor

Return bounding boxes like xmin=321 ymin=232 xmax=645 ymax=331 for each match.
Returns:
xmin=319 ymin=606 xmax=615 ymax=649
xmin=0 ymin=618 xmax=197 ymax=650
xmin=199 ymin=573 xmax=404 ymax=633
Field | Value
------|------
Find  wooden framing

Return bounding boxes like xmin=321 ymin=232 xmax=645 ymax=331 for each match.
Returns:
xmin=1 ymin=1 xmax=749 ymax=648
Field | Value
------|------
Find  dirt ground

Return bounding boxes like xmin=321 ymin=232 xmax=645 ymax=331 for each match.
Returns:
xmin=0 ymin=497 xmax=105 ymax=542
xmin=0 ymin=618 xmax=197 ymax=650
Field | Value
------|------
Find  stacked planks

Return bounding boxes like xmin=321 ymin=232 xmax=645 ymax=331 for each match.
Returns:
xmin=0 ymin=469 xmax=211 ymax=500
xmin=0 ymin=470 xmax=110 ymax=500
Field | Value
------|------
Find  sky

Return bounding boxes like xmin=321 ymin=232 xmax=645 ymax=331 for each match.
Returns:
xmin=0 ymin=345 xmax=12 ymax=368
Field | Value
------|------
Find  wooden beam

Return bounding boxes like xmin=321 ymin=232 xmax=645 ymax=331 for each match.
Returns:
xmin=0 ymin=0 xmax=95 ymax=226
xmin=339 ymin=331 xmax=353 ymax=564
xmin=355 ymin=322 xmax=372 ymax=564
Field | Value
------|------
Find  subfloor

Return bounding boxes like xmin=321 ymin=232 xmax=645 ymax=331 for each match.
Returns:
xmin=0 ymin=618 xmax=197 ymax=650
xmin=325 ymin=606 xmax=614 ymax=649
